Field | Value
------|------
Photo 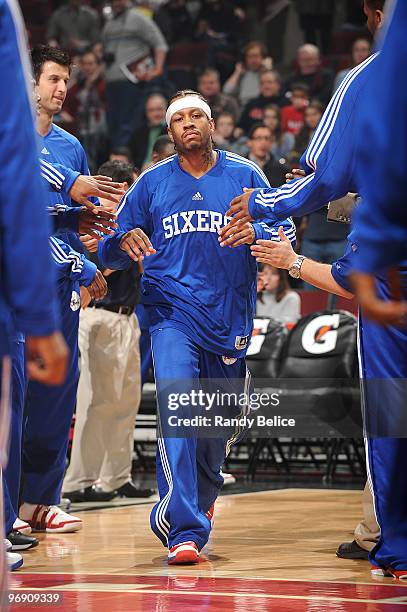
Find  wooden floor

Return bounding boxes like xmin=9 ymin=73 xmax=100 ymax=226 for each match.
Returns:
xmin=9 ymin=489 xmax=407 ymax=611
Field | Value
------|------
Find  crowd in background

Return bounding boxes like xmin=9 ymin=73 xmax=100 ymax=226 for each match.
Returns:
xmin=21 ymin=0 xmax=373 ymax=287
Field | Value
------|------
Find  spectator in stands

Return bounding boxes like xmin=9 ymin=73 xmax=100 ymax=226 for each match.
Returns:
xmin=102 ymin=0 xmax=168 ymax=147
xmin=334 ymin=38 xmax=372 ymax=90
xmin=197 ymin=0 xmax=245 ymax=79
xmin=127 ymin=92 xmax=167 ymax=170
xmin=263 ymin=104 xmax=295 ymax=161
xmin=293 ymin=0 xmax=336 ymax=55
xmin=61 ymin=50 xmax=107 ymax=172
xmin=109 ymin=146 xmax=134 ymax=165
xmin=257 ymin=265 xmax=300 ymax=323
xmin=285 ymin=44 xmax=334 ymax=106
xmin=197 ymin=68 xmax=240 ymax=121
xmin=288 ymin=101 xmax=324 ymax=166
xmin=239 ymin=69 xmax=287 ymax=133
xmin=246 ymin=123 xmax=289 ymax=187
xmin=212 ymin=112 xmax=247 ymax=155
xmin=151 ymin=134 xmax=174 ymax=164
xmin=154 ymin=0 xmax=195 ymax=45
xmin=63 ymin=160 xmax=154 ymax=502
xmin=142 ymin=135 xmax=174 ymax=169
xmin=46 ymin=0 xmax=100 ymax=54
xmin=280 ymin=83 xmax=310 ymax=136
xmin=197 ymin=0 xmax=242 ymax=47
xmin=109 ymin=147 xmax=140 ymax=180
xmin=223 ymin=41 xmax=272 ymax=107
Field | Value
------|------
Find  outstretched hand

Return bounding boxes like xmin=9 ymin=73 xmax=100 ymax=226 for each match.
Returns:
xmin=70 ymin=175 xmax=126 ymax=212
xmin=120 ymin=228 xmax=156 ymax=262
xmin=250 ymin=226 xmax=297 ymax=269
xmin=218 ymin=188 xmax=255 ymax=243
xmin=78 ymin=208 xmax=117 ymax=239
xmin=218 ymin=222 xmax=255 ymax=248
xmin=86 ymin=269 xmax=108 ymax=301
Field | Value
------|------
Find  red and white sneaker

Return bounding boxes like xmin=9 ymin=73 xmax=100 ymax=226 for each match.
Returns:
xmin=205 ymin=503 xmax=215 ymax=527
xmin=19 ymin=503 xmax=83 ymax=533
xmin=390 ymin=569 xmax=407 ymax=580
xmin=168 ymin=541 xmax=199 ymax=565
xmin=372 ymin=566 xmax=407 ymax=580
xmin=13 ymin=517 xmax=32 ymax=535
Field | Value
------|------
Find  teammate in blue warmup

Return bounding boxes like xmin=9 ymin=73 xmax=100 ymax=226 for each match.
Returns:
xmin=17 ymin=46 xmax=109 ymax=534
xmin=4 ymin=156 xmax=119 ymax=547
xmin=0 ymin=0 xmax=68 ymax=580
xmin=99 ymin=90 xmax=295 ymax=564
xmin=351 ymin=0 xmax=407 ymax=326
xmin=227 ymin=0 xmax=407 ymax=580
xmin=350 ymin=0 xmax=407 ymax=579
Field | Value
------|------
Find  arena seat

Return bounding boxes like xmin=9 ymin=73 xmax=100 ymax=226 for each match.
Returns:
xmin=246 ymin=310 xmax=362 ymax=479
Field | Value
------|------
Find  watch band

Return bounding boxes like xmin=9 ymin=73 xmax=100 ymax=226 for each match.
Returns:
xmin=289 ymin=255 xmax=306 ymax=279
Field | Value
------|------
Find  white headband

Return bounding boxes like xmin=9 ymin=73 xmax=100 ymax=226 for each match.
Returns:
xmin=166 ymin=96 xmax=212 ymax=127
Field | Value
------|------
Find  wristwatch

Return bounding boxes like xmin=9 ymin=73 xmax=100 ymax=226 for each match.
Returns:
xmin=289 ymin=255 xmax=306 ymax=279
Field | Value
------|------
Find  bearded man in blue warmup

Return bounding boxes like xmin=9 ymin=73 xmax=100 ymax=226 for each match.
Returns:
xmin=99 ymin=90 xmax=295 ymax=564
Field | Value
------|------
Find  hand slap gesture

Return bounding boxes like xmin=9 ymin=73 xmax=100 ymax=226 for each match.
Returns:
xmin=120 ymin=228 xmax=156 ymax=262
xmin=250 ymin=226 xmax=297 ymax=270
xmin=218 ymin=222 xmax=255 ymax=248
xmin=70 ymin=175 xmax=126 ymax=212
xmin=78 ymin=208 xmax=118 ymax=239
xmin=218 ymin=188 xmax=255 ymax=243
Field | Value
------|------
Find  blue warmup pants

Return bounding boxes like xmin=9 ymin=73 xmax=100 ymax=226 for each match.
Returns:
xmin=135 ymin=304 xmax=153 ymax=386
xmin=21 ymin=281 xmax=80 ymax=505
xmin=360 ymin=274 xmax=407 ymax=570
xmin=2 ymin=339 xmax=25 ymax=533
xmin=150 ymin=327 xmax=250 ymax=551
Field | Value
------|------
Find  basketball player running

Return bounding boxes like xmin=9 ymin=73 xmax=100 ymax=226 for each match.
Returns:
xmin=99 ymin=90 xmax=295 ymax=564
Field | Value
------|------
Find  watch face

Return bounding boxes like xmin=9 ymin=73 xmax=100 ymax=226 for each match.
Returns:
xmin=289 ymin=266 xmax=300 ymax=279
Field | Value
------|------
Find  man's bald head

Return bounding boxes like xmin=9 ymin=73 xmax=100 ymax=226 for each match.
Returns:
xmin=297 ymin=44 xmax=321 ymax=75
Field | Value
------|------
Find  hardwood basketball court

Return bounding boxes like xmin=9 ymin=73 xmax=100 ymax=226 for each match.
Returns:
xmin=9 ymin=488 xmax=407 ymax=611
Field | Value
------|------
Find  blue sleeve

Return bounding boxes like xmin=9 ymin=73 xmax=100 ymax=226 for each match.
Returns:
xmin=330 ymin=239 xmax=355 ymax=293
xmin=0 ymin=0 xmax=59 ymax=336
xmin=246 ymin=55 xmax=378 ymax=223
xmin=49 ymin=237 xmax=97 ymax=286
xmin=99 ymin=174 xmax=152 ymax=269
xmin=70 ymin=144 xmax=98 ymax=208
xmin=42 ymin=166 xmax=82 ymax=233
xmin=253 ymin=218 xmax=297 ymax=244
xmin=40 ymin=158 xmax=80 ymax=194
xmin=247 ymin=165 xmax=297 ymax=244
xmin=352 ymin=0 xmax=407 ymax=272
xmin=52 ymin=207 xmax=81 ymax=233
xmin=248 ymin=168 xmax=347 ymax=223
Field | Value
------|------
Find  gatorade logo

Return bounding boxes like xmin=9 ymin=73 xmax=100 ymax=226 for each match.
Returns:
xmin=301 ymin=314 xmax=340 ymax=354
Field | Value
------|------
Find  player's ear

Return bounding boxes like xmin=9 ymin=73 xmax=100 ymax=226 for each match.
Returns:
xmin=167 ymin=128 xmax=174 ymax=144
xmin=209 ymin=118 xmax=215 ymax=134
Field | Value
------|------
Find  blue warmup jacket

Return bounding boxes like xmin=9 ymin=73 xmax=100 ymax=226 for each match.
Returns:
xmin=352 ymin=0 xmax=407 ymax=273
xmin=246 ymin=53 xmax=378 ymax=222
xmin=99 ymin=150 xmax=296 ymax=358
xmin=40 ymin=124 xmax=96 ymax=251
xmin=0 ymin=0 xmax=58 ymax=357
